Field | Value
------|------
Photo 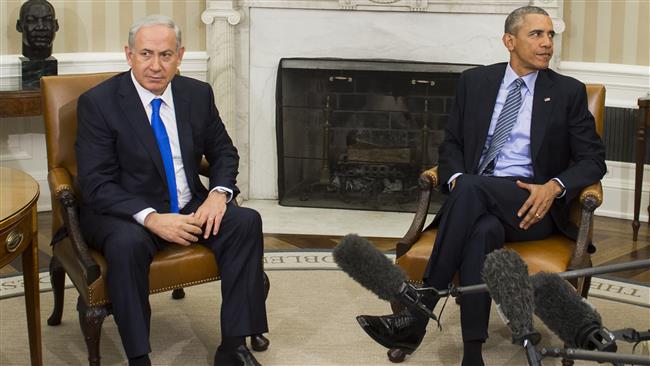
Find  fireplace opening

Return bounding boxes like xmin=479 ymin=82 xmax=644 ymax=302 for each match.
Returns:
xmin=276 ymin=58 xmax=476 ymax=213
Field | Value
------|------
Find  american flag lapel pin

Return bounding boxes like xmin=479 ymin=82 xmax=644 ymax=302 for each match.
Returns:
xmin=544 ymin=97 xmax=551 ymax=102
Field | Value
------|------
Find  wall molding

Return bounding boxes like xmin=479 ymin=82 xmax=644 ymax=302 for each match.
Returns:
xmin=0 ymin=51 xmax=209 ymax=89
xmin=599 ymin=161 xmax=649 ymax=222
xmin=558 ymin=61 xmax=650 ymax=109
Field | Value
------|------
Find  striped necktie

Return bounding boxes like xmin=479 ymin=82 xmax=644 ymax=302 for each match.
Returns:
xmin=478 ymin=78 xmax=524 ymax=175
xmin=150 ymin=98 xmax=179 ymax=213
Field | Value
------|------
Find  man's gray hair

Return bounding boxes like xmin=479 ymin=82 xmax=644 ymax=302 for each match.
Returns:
xmin=128 ymin=14 xmax=182 ymax=50
xmin=504 ymin=6 xmax=549 ymax=35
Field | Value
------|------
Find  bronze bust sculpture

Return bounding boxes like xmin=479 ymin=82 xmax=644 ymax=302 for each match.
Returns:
xmin=15 ymin=0 xmax=59 ymax=89
xmin=16 ymin=0 xmax=59 ymax=60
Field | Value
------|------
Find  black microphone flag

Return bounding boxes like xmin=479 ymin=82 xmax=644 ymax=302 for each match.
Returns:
xmin=482 ymin=248 xmax=540 ymax=345
xmin=531 ymin=271 xmax=617 ymax=352
xmin=332 ymin=233 xmax=407 ymax=302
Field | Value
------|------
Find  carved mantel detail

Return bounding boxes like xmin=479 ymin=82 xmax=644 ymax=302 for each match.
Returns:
xmin=339 ymin=0 xmax=428 ymax=11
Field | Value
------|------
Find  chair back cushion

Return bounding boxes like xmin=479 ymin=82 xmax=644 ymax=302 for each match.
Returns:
xmin=41 ymin=73 xmax=117 ymax=177
xmin=585 ymin=84 xmax=605 ymax=137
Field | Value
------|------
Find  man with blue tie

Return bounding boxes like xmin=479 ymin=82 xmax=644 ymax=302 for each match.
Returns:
xmin=356 ymin=6 xmax=606 ymax=365
xmin=75 ymin=15 xmax=267 ymax=366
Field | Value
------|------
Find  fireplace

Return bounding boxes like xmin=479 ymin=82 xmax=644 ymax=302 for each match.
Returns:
xmin=277 ymin=58 xmax=474 ymax=212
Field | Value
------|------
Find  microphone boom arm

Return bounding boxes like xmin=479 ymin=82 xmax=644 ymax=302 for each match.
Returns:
xmin=540 ymin=347 xmax=650 ymax=365
xmin=413 ymin=259 xmax=650 ymax=298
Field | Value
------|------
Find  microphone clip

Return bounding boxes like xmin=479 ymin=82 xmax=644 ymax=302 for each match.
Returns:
xmin=397 ymin=282 xmax=439 ymax=323
xmin=577 ymin=324 xmax=617 ymax=352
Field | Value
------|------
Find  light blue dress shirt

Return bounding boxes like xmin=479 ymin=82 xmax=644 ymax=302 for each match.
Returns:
xmin=480 ymin=64 xmax=537 ymax=178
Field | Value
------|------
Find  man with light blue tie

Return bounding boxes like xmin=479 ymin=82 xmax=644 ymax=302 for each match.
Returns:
xmin=75 ymin=14 xmax=267 ymax=366
xmin=356 ymin=6 xmax=606 ymax=365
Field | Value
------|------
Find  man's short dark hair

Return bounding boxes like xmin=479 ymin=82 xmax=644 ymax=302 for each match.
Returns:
xmin=504 ymin=6 xmax=549 ymax=35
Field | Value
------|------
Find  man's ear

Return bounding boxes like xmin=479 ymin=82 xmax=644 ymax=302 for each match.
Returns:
xmin=16 ymin=20 xmax=23 ymax=33
xmin=177 ymin=46 xmax=185 ymax=64
xmin=53 ymin=19 xmax=59 ymax=32
xmin=124 ymin=45 xmax=133 ymax=67
xmin=502 ymin=33 xmax=514 ymax=51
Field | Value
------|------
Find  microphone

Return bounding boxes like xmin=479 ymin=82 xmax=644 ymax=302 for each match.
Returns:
xmin=482 ymin=249 xmax=541 ymax=345
xmin=332 ymin=234 xmax=436 ymax=319
xmin=483 ymin=249 xmax=541 ymax=366
xmin=531 ymin=272 xmax=617 ymax=352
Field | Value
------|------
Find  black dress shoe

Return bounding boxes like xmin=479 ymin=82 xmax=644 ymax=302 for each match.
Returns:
xmin=214 ymin=344 xmax=262 ymax=366
xmin=356 ymin=309 xmax=428 ymax=354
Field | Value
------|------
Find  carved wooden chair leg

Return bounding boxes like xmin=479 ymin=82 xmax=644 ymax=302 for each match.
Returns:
xmin=387 ymin=348 xmax=407 ymax=363
xmin=78 ymin=301 xmax=109 ymax=366
xmin=263 ymin=272 xmax=270 ymax=299
xmin=250 ymin=334 xmax=270 ymax=352
xmin=47 ymin=257 xmax=66 ymax=326
xmin=580 ymin=276 xmax=592 ymax=298
xmin=171 ymin=288 xmax=185 ymax=299
xmin=561 ymin=344 xmax=575 ymax=366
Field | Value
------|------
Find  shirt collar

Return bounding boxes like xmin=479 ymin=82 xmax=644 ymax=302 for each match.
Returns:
xmin=504 ymin=63 xmax=538 ymax=95
xmin=130 ymin=70 xmax=174 ymax=109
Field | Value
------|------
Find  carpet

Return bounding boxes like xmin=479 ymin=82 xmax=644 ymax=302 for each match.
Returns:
xmin=2 ymin=251 xmax=649 ymax=308
xmin=1 ymin=269 xmax=649 ymax=366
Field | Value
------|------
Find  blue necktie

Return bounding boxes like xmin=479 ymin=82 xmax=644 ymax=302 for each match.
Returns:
xmin=150 ymin=98 xmax=179 ymax=213
xmin=478 ymin=78 xmax=524 ymax=175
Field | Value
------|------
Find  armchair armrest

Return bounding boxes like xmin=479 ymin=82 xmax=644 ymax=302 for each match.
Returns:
xmin=568 ymin=181 xmax=603 ymax=271
xmin=396 ymin=166 xmax=439 ymax=257
xmin=48 ymin=168 xmax=101 ymax=289
xmin=579 ymin=181 xmax=603 ymax=207
xmin=48 ymin=167 xmax=74 ymax=195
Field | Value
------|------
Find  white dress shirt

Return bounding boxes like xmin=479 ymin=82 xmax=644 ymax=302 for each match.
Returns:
xmin=130 ymin=72 xmax=232 ymax=225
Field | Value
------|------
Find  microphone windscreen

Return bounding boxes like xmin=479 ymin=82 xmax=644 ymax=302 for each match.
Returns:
xmin=333 ymin=234 xmax=407 ymax=302
xmin=531 ymin=272 xmax=602 ymax=348
xmin=483 ymin=249 xmax=536 ymax=343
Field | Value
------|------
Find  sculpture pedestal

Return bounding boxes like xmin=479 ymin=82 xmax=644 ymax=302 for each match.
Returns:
xmin=20 ymin=56 xmax=57 ymax=90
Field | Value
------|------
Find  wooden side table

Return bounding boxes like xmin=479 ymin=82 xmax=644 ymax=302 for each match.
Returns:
xmin=0 ymin=89 xmax=42 ymax=118
xmin=0 ymin=167 xmax=42 ymax=365
xmin=633 ymin=95 xmax=650 ymax=241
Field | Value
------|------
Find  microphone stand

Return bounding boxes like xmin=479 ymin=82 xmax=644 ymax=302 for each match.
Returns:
xmin=539 ymin=347 xmax=650 ymax=365
xmin=523 ymin=338 xmax=543 ymax=366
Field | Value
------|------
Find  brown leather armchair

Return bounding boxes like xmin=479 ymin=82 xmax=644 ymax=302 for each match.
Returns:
xmin=42 ymin=73 xmax=270 ymax=365
xmin=388 ymin=84 xmax=606 ymax=363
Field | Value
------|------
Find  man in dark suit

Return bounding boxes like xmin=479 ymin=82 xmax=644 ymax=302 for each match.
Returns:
xmin=75 ymin=15 xmax=267 ymax=366
xmin=357 ymin=6 xmax=606 ymax=365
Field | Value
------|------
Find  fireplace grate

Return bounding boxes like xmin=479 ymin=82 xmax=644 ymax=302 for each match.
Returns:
xmin=276 ymin=58 xmax=476 ymax=213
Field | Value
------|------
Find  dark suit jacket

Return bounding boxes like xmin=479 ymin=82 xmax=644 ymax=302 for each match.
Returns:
xmin=436 ymin=63 xmax=606 ymax=238
xmin=75 ymin=71 xmax=239 ymax=223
